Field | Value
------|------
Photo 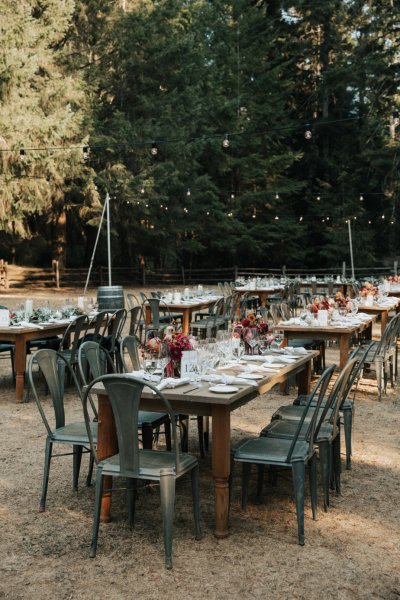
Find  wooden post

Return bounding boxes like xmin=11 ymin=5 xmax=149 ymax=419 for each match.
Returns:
xmin=52 ymin=259 xmax=60 ymax=289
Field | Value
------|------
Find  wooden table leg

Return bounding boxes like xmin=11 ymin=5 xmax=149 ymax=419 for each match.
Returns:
xmin=15 ymin=336 xmax=27 ymax=403
xmin=381 ymin=311 xmax=388 ymax=335
xmin=211 ymin=405 xmax=231 ymax=538
xmin=181 ymin=309 xmax=190 ymax=334
xmin=297 ymin=360 xmax=311 ymax=395
xmin=97 ymin=394 xmax=118 ymax=522
xmin=279 ymin=334 xmax=289 ymax=393
xmin=339 ymin=333 xmax=351 ymax=370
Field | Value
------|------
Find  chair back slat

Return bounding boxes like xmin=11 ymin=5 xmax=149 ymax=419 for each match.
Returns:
xmin=287 ymin=364 xmax=336 ymax=460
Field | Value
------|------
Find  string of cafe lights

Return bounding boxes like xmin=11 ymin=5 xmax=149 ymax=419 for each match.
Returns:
xmin=1 ymin=113 xmax=393 ymax=159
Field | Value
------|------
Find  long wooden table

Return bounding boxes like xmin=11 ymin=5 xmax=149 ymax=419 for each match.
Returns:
xmin=277 ymin=317 xmax=375 ymax=370
xmin=233 ymin=286 xmax=284 ymax=307
xmin=0 ymin=321 xmax=74 ymax=403
xmin=358 ymin=298 xmax=400 ymax=335
xmin=145 ymin=297 xmax=221 ymax=334
xmin=91 ymin=350 xmax=318 ymax=538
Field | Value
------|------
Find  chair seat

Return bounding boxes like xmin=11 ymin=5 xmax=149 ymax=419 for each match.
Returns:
xmin=138 ymin=410 xmax=169 ymax=427
xmin=234 ymin=436 xmax=312 ymax=465
xmin=29 ymin=336 xmax=61 ymax=351
xmin=99 ymin=448 xmax=198 ymax=480
xmin=52 ymin=421 xmax=98 ymax=444
xmin=271 ymin=403 xmax=332 ymax=423
xmin=261 ymin=418 xmax=334 ymax=442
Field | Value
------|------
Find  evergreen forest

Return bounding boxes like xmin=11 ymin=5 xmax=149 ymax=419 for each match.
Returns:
xmin=0 ymin=0 xmax=399 ymax=272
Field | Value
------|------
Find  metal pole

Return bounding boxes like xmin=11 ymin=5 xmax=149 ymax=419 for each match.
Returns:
xmin=394 ymin=260 xmax=398 ymax=276
xmin=342 ymin=261 xmax=346 ymax=279
xmin=83 ymin=193 xmax=108 ymax=295
xmin=106 ymin=192 xmax=112 ymax=286
xmin=347 ymin=220 xmax=355 ymax=280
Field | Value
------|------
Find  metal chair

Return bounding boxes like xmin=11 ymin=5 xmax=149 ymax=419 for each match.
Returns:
xmin=267 ymin=358 xmax=359 ymax=509
xmin=98 ymin=308 xmax=127 ymax=370
xmin=82 ymin=373 xmax=202 ymax=568
xmin=190 ymin=297 xmax=225 ymax=339
xmin=118 ymin=335 xmax=172 ymax=450
xmin=232 ymin=375 xmax=325 ymax=545
xmin=29 ymin=349 xmax=97 ymax=511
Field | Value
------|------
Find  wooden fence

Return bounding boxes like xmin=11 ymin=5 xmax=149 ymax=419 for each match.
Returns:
xmin=0 ymin=260 xmax=398 ymax=289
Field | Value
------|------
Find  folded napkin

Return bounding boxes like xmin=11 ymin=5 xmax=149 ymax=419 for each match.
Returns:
xmin=201 ymin=374 xmax=258 ymax=387
xmin=283 ymin=346 xmax=308 ymax=355
xmin=128 ymin=370 xmax=161 ymax=383
xmin=279 ymin=318 xmax=303 ymax=325
xmin=156 ymin=377 xmax=191 ymax=391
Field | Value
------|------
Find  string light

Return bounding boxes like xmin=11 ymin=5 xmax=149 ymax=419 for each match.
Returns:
xmin=222 ymin=134 xmax=230 ymax=148
xmin=19 ymin=148 xmax=26 ymax=161
xmin=275 ymin=192 xmax=279 ymax=200
xmin=186 ymin=188 xmax=191 ymax=196
xmin=299 ymin=216 xmax=303 ymax=222
xmin=82 ymin=145 xmax=90 ymax=161
xmin=150 ymin=142 xmax=158 ymax=156
xmin=304 ymin=124 xmax=312 ymax=140
xmin=141 ymin=187 xmax=145 ymax=194
xmin=360 ymin=194 xmax=364 ymax=201
xmin=274 ymin=215 xmax=279 ymax=220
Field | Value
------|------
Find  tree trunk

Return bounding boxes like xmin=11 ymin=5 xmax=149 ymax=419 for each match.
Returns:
xmin=52 ymin=198 xmax=67 ymax=269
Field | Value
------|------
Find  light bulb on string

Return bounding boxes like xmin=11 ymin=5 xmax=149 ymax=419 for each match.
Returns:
xmin=316 ymin=195 xmax=321 ymax=201
xmin=382 ymin=214 xmax=385 ymax=219
xmin=222 ymin=134 xmax=230 ymax=148
xmin=206 ymin=211 xmax=210 ymax=216
xmin=150 ymin=142 xmax=158 ymax=156
xmin=141 ymin=187 xmax=145 ymax=194
xmin=274 ymin=215 xmax=279 ymax=220
xmin=82 ymin=146 xmax=90 ymax=161
xmin=275 ymin=192 xmax=279 ymax=200
xmin=19 ymin=148 xmax=26 ymax=161
xmin=252 ymin=208 xmax=256 ymax=219
xmin=359 ymin=194 xmax=364 ymax=201
xmin=299 ymin=216 xmax=303 ymax=222
xmin=230 ymin=193 xmax=235 ymax=199
xmin=186 ymin=188 xmax=191 ymax=196
xmin=304 ymin=124 xmax=312 ymax=140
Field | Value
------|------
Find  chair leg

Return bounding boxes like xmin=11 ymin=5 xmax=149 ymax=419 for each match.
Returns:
xmin=203 ymin=417 xmax=210 ymax=452
xmin=179 ymin=416 xmax=189 ymax=452
xmin=164 ymin=419 xmax=172 ymax=451
xmin=342 ymin=407 xmax=353 ymax=470
xmin=309 ymin=453 xmax=318 ymax=521
xmin=197 ymin=416 xmax=205 ymax=458
xmin=291 ymin=460 xmax=306 ymax=545
xmin=90 ymin=468 xmax=104 ymax=558
xmin=191 ymin=465 xmax=202 ymax=541
xmin=86 ymin=453 xmax=95 ymax=486
xmin=39 ymin=437 xmax=53 ymax=512
xmin=160 ymin=468 xmax=176 ymax=569
xmin=241 ymin=463 xmax=251 ymax=508
xmin=142 ymin=423 xmax=153 ymax=450
xmin=126 ymin=478 xmax=137 ymax=528
xmin=318 ymin=441 xmax=330 ymax=512
xmin=332 ymin=435 xmax=342 ymax=494
xmin=73 ymin=445 xmax=83 ymax=491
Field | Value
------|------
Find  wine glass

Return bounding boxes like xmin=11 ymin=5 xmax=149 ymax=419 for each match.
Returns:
xmin=231 ymin=337 xmax=245 ymax=362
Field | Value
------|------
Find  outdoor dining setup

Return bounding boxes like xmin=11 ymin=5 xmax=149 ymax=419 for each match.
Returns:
xmin=1 ymin=273 xmax=399 ymax=569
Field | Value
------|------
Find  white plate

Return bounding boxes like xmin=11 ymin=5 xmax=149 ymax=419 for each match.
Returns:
xmin=240 ymin=373 xmax=264 ymax=380
xmin=209 ymin=384 xmax=239 ymax=394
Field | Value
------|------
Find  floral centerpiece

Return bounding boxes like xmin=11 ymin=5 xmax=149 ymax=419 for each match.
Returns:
xmin=234 ymin=311 xmax=269 ymax=335
xmin=359 ymin=282 xmax=378 ymax=297
xmin=148 ymin=328 xmax=196 ymax=377
xmin=387 ymin=275 xmax=400 ymax=284
xmin=233 ymin=311 xmax=273 ymax=350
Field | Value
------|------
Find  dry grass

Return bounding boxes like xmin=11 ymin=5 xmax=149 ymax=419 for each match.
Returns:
xmin=0 ymin=289 xmax=399 ymax=599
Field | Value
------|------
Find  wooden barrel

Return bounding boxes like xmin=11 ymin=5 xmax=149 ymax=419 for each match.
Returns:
xmin=97 ymin=285 xmax=125 ymax=310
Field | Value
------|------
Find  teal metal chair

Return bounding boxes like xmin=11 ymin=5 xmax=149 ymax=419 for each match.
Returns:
xmin=29 ymin=349 xmax=97 ymax=512
xmin=82 ymin=374 xmax=202 ymax=569
xmin=79 ymin=339 xmax=169 ymax=450
xmin=266 ymin=358 xmax=359 ymax=509
xmin=232 ymin=376 xmax=327 ymax=545
xmin=291 ymin=343 xmax=372 ymax=469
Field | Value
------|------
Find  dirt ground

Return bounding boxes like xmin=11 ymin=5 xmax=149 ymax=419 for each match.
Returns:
xmin=0 ymin=288 xmax=399 ymax=600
